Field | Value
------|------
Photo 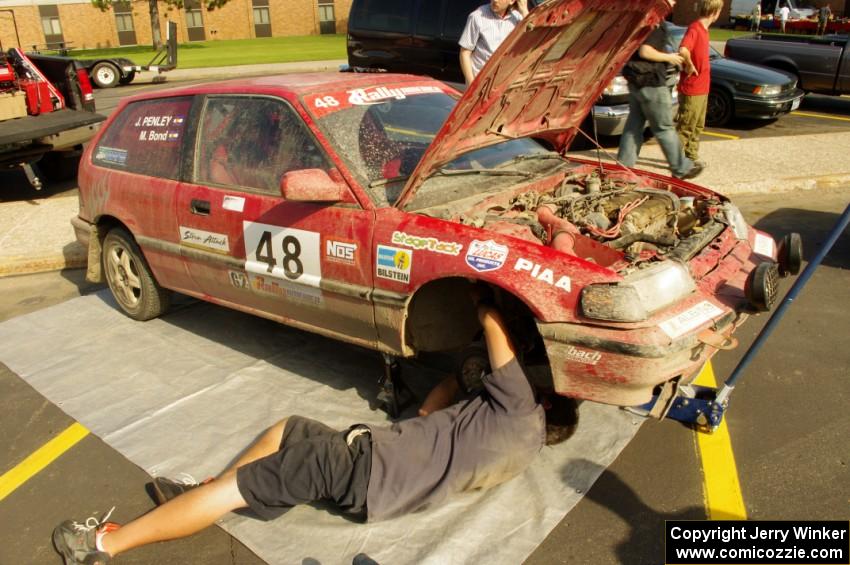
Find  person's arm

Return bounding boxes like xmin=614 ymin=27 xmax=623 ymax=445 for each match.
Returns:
xmin=478 ymin=305 xmax=516 ymax=371
xmin=678 ymin=46 xmax=697 ymax=76
xmin=460 ymin=48 xmax=475 ymax=85
xmin=638 ymin=43 xmax=684 ymax=67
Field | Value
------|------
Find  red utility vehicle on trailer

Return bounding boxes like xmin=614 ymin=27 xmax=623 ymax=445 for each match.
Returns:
xmin=0 ymin=47 xmax=104 ymax=189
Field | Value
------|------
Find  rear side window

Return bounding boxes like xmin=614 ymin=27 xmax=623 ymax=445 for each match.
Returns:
xmin=194 ymin=96 xmax=331 ymax=194
xmin=350 ymin=0 xmax=413 ymax=33
xmin=93 ymin=96 xmax=192 ymax=179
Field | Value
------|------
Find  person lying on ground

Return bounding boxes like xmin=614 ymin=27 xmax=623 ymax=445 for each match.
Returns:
xmin=52 ymin=286 xmax=578 ymax=565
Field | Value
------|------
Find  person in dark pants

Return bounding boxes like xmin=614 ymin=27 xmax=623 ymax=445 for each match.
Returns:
xmin=817 ymin=4 xmax=832 ymax=35
xmin=52 ymin=288 xmax=578 ymax=565
xmin=617 ymin=11 xmax=703 ymax=180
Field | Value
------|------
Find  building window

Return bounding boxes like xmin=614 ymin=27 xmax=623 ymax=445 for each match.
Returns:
xmin=115 ymin=14 xmax=134 ymax=32
xmin=41 ymin=16 xmax=62 ymax=36
xmin=186 ymin=10 xmax=204 ymax=28
xmin=318 ymin=4 xmax=335 ymax=22
xmin=253 ymin=7 xmax=270 ymax=24
xmin=318 ymin=2 xmax=335 ymax=34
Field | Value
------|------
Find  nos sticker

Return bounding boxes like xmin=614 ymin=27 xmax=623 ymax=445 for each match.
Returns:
xmin=466 ymin=239 xmax=508 ymax=272
xmin=376 ymin=245 xmax=412 ymax=284
xmin=659 ymin=301 xmax=724 ymax=339
xmin=244 ymin=222 xmax=321 ymax=288
xmin=180 ymin=226 xmax=229 ymax=253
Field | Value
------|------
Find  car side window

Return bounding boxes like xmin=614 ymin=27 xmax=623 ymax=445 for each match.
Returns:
xmin=350 ymin=0 xmax=413 ymax=33
xmin=194 ymin=96 xmax=331 ymax=193
xmin=92 ymin=96 xmax=192 ymax=179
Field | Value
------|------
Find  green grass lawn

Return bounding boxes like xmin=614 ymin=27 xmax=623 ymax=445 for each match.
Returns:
xmin=709 ymin=28 xmax=755 ymax=42
xmin=63 ymin=34 xmax=346 ymax=69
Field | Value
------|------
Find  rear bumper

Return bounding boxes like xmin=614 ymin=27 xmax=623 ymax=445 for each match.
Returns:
xmin=71 ymin=215 xmax=93 ymax=248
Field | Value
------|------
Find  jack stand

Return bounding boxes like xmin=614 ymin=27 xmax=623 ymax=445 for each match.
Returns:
xmin=377 ymin=353 xmax=413 ymax=418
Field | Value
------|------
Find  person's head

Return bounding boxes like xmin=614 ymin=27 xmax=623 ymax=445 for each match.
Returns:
xmin=490 ymin=0 xmax=515 ymax=17
xmin=697 ymin=0 xmax=723 ymax=21
xmin=542 ymin=393 xmax=579 ymax=446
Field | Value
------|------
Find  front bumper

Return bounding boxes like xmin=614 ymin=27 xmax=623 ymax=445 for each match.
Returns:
xmin=734 ymin=89 xmax=805 ymax=120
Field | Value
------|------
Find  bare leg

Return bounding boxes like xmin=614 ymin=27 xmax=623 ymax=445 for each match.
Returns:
xmin=101 ymin=470 xmax=246 ymax=556
xmin=222 ymin=418 xmax=288 ymax=474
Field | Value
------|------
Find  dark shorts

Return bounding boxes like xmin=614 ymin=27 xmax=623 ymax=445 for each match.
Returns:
xmin=236 ymin=416 xmax=371 ymax=521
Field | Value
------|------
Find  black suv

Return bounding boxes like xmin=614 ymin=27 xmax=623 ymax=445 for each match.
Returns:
xmin=346 ymin=0 xmax=678 ymax=137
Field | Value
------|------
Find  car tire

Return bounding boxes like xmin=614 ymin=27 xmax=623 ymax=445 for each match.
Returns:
xmin=118 ymin=70 xmax=136 ymax=85
xmin=91 ymin=62 xmax=120 ymax=88
xmin=103 ymin=228 xmax=171 ymax=320
xmin=706 ymin=89 xmax=734 ymax=127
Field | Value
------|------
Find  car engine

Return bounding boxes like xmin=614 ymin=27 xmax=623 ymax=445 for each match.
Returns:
xmin=458 ymin=170 xmax=725 ymax=269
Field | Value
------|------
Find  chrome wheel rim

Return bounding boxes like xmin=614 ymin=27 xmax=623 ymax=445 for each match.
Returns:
xmin=106 ymin=242 xmax=142 ymax=308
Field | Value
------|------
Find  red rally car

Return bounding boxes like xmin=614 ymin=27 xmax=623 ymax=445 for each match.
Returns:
xmin=73 ymin=0 xmax=801 ymax=413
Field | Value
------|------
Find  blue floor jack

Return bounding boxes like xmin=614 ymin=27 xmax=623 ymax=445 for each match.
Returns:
xmin=639 ymin=204 xmax=850 ymax=433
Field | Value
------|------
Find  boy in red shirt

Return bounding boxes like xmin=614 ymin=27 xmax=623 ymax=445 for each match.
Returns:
xmin=676 ymin=0 xmax=722 ymax=166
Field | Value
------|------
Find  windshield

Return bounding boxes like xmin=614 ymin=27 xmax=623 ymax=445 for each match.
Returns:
xmin=308 ymin=85 xmax=554 ymax=207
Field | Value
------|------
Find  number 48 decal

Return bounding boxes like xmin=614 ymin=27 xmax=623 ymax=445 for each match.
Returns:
xmin=244 ymin=222 xmax=321 ymax=287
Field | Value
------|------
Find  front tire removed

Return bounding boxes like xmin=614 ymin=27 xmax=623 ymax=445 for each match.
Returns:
xmin=103 ymin=228 xmax=170 ymax=320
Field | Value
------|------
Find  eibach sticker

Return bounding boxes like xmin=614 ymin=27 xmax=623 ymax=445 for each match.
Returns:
xmin=305 ymin=83 xmax=445 ymax=118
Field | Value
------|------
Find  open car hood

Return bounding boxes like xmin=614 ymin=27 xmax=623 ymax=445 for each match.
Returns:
xmin=396 ymin=0 xmax=672 ymax=210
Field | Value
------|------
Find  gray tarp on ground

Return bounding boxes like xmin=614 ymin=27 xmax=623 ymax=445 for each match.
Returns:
xmin=0 ymin=291 xmax=643 ymax=564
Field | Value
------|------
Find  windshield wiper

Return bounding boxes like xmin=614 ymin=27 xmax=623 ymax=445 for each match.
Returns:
xmin=369 ymin=175 xmax=410 ymax=188
xmin=435 ymin=168 xmax=533 ymax=178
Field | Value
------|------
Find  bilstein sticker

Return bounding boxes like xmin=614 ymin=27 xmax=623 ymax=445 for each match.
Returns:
xmin=376 ymin=245 xmax=412 ymax=283
xmin=659 ymin=301 xmax=724 ymax=339
xmin=180 ymin=226 xmax=229 ymax=253
xmin=466 ymin=239 xmax=508 ymax=272
xmin=392 ymin=231 xmax=462 ymax=256
xmin=514 ymin=258 xmax=571 ymax=292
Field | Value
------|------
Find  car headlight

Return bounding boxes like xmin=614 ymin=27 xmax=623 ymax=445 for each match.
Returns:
xmin=581 ymin=261 xmax=696 ymax=322
xmin=752 ymin=84 xmax=782 ymax=96
xmin=603 ymin=76 xmax=630 ymax=97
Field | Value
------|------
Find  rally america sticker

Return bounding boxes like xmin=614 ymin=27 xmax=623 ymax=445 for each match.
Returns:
xmin=348 ymin=85 xmax=442 ymax=105
xmin=376 ymin=245 xmax=412 ymax=284
xmin=466 ymin=239 xmax=508 ymax=272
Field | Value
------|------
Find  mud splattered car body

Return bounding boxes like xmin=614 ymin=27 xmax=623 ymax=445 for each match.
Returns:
xmin=73 ymin=0 xmax=800 ymax=407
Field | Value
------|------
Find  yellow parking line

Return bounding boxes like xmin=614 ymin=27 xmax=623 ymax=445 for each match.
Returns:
xmin=702 ymin=131 xmax=740 ymax=140
xmin=791 ymin=111 xmax=850 ymax=122
xmin=0 ymin=422 xmax=89 ymax=502
xmin=693 ymin=362 xmax=747 ymax=520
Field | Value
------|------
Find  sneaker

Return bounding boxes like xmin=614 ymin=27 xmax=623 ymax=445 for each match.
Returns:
xmin=152 ymin=473 xmax=208 ymax=505
xmin=675 ymin=161 xmax=704 ymax=181
xmin=52 ymin=508 xmax=120 ymax=565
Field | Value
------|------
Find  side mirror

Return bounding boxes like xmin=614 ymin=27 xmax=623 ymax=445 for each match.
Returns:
xmin=280 ymin=169 xmax=351 ymax=203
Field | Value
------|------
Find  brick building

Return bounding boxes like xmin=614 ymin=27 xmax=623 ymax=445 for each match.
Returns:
xmin=0 ymin=0 xmax=352 ymax=51
xmin=673 ymin=0 xmax=848 ymax=26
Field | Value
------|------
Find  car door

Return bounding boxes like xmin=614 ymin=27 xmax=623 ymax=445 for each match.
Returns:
xmin=175 ymin=94 xmax=377 ymax=347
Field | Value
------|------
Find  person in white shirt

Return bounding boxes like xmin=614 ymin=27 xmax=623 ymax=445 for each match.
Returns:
xmin=459 ymin=0 xmax=529 ymax=85
xmin=778 ymin=4 xmax=791 ymax=33
xmin=750 ymin=3 xmax=761 ymax=31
